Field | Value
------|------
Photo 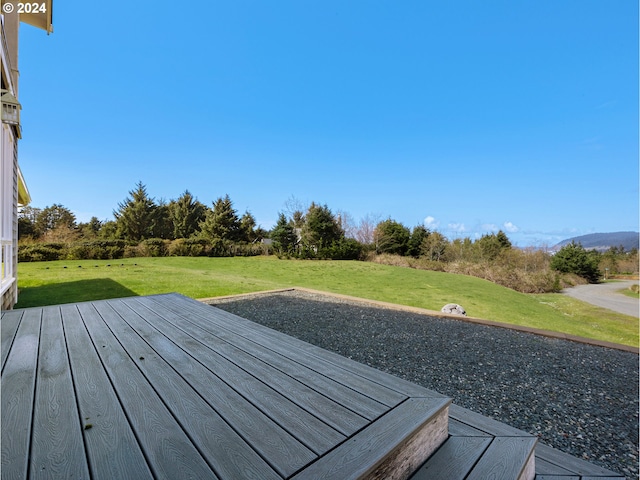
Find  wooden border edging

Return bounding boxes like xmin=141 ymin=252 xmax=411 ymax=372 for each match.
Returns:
xmin=199 ymin=287 xmax=639 ymax=354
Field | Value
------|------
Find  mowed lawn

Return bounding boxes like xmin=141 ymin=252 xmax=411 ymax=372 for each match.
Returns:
xmin=15 ymin=256 xmax=638 ymax=347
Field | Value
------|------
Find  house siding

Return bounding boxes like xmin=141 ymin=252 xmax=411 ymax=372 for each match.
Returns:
xmin=1 ymin=12 xmax=23 ymax=310
xmin=1 ymin=123 xmax=18 ymax=309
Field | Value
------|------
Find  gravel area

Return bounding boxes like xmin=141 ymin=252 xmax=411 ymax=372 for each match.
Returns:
xmin=207 ymin=290 xmax=639 ymax=479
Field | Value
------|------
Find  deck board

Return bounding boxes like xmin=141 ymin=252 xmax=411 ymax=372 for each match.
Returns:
xmin=100 ymin=298 xmax=314 ymax=478
xmin=126 ymin=297 xmax=349 ymax=451
xmin=534 ymin=443 xmax=623 ymax=478
xmin=178 ymin=294 xmax=446 ymax=400
xmin=31 ymin=306 xmax=89 ymax=478
xmin=149 ymin=294 xmax=404 ymax=414
xmin=1 ymin=309 xmax=22 ymax=370
xmin=134 ymin=296 xmax=366 ymax=440
xmin=411 ymin=436 xmax=492 ymax=478
xmin=77 ymin=301 xmax=219 ymax=479
xmin=60 ymin=303 xmax=153 ymax=479
xmin=467 ymin=437 xmax=537 ymax=480
xmin=1 ymin=308 xmax=41 ymax=479
xmin=291 ymin=397 xmax=449 ymax=480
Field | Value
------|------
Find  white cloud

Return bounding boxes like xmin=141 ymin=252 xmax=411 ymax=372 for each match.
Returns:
xmin=424 ymin=215 xmax=439 ymax=228
xmin=503 ymin=221 xmax=519 ymax=233
xmin=479 ymin=223 xmax=499 ymax=232
xmin=447 ymin=223 xmax=466 ymax=233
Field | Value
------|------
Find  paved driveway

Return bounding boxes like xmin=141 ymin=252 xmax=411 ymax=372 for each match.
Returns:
xmin=562 ymin=280 xmax=639 ymax=317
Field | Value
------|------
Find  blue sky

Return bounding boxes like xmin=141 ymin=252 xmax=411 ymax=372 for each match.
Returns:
xmin=14 ymin=1 xmax=639 ymax=247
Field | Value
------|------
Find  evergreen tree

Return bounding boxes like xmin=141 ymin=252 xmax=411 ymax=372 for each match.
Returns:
xmin=300 ymin=203 xmax=343 ymax=250
xmin=168 ymin=190 xmax=206 ymax=239
xmin=421 ymin=231 xmax=449 ymax=261
xmin=18 ymin=206 xmax=40 ymax=239
xmin=407 ymin=225 xmax=429 ymax=257
xmin=550 ymin=241 xmax=601 ymax=283
xmin=239 ymin=211 xmax=258 ymax=243
xmin=114 ymin=182 xmax=157 ymax=241
xmin=374 ymin=219 xmax=410 ymax=255
xmin=270 ymin=213 xmax=297 ymax=254
xmin=292 ymin=210 xmax=305 ymax=228
xmin=199 ymin=194 xmax=241 ymax=242
xmin=475 ymin=230 xmax=512 ymax=261
xmin=496 ymin=230 xmax=512 ymax=249
xmin=99 ymin=220 xmax=118 ymax=239
xmin=34 ymin=204 xmax=77 ymax=237
xmin=77 ymin=217 xmax=103 ymax=238
xmin=153 ymin=200 xmax=173 ymax=239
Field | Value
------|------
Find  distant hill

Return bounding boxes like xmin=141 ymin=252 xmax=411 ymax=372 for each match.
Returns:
xmin=553 ymin=231 xmax=639 ymax=252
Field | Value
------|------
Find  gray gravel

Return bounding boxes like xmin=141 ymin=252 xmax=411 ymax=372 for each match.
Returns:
xmin=207 ymin=290 xmax=639 ymax=479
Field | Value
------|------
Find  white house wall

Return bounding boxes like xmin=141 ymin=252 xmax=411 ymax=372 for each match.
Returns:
xmin=1 ymin=12 xmax=21 ymax=309
xmin=1 ymin=121 xmax=19 ymax=309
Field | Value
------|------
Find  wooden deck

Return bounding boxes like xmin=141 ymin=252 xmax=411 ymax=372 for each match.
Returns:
xmin=1 ymin=293 xmax=625 ymax=479
xmin=1 ymin=293 xmax=450 ymax=479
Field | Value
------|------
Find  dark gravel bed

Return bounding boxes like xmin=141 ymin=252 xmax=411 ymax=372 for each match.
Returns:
xmin=207 ymin=290 xmax=639 ymax=479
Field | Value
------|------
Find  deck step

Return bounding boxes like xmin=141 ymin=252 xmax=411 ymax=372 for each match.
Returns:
xmin=410 ymin=404 xmax=537 ymax=480
xmin=534 ymin=442 xmax=625 ymax=478
xmin=292 ymin=396 xmax=451 ymax=479
xmin=411 ymin=435 xmax=537 ymax=480
xmin=409 ymin=403 xmax=624 ymax=480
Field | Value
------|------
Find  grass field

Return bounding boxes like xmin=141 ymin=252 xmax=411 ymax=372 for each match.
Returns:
xmin=14 ymin=256 xmax=639 ymax=347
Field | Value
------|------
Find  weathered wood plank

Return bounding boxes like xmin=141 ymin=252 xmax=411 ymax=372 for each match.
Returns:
xmin=1 ymin=309 xmax=22 ymax=371
xmin=535 ymin=443 xmax=625 ymax=477
xmin=199 ymin=302 xmax=445 ymax=399
xmin=135 ymin=296 xmax=372 ymax=433
xmin=411 ymin=436 xmax=492 ymax=479
xmin=76 ymin=302 xmax=219 ymax=480
xmin=534 ymin=476 xmax=580 ymax=480
xmin=291 ymin=398 xmax=450 ymax=480
xmin=449 ymin=404 xmax=531 ymax=437
xmin=581 ymin=477 xmax=627 ymax=479
xmin=196 ymin=297 xmax=445 ymax=398
xmin=466 ymin=437 xmax=537 ymax=480
xmin=534 ymin=456 xmax=581 ymax=476
xmin=148 ymin=294 xmax=398 ymax=416
xmin=30 ymin=306 xmax=90 ymax=478
xmin=61 ymin=304 xmax=154 ymax=479
xmin=128 ymin=296 xmax=348 ymax=453
xmin=102 ymin=298 xmax=303 ymax=479
xmin=1 ymin=308 xmax=41 ymax=480
xmin=448 ymin=418 xmax=494 ymax=437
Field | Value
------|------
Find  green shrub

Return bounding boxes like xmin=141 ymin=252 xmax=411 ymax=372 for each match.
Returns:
xmin=550 ymin=242 xmax=601 ymax=283
xmin=169 ymin=238 xmax=211 ymax=257
xmin=208 ymin=238 xmax=234 ymax=257
xmin=123 ymin=245 xmax=141 ymax=258
xmin=18 ymin=244 xmax=66 ymax=262
xmin=140 ymin=238 xmax=169 ymax=257
xmin=318 ymin=238 xmax=363 ymax=260
xmin=66 ymin=240 xmax=126 ymax=260
xmin=233 ymin=243 xmax=265 ymax=257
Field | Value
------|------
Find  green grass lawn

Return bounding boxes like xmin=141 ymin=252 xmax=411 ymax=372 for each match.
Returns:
xmin=15 ymin=256 xmax=639 ymax=347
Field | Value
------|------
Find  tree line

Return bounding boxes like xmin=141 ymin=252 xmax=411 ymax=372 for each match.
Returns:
xmin=18 ymin=182 xmax=638 ymax=292
xmin=18 ymin=182 xmax=363 ymax=260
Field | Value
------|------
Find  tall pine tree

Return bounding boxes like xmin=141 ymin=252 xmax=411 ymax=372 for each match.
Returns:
xmin=270 ymin=213 xmax=297 ymax=253
xmin=168 ymin=190 xmax=206 ymax=239
xmin=114 ymin=182 xmax=157 ymax=241
xmin=199 ymin=194 xmax=241 ymax=242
